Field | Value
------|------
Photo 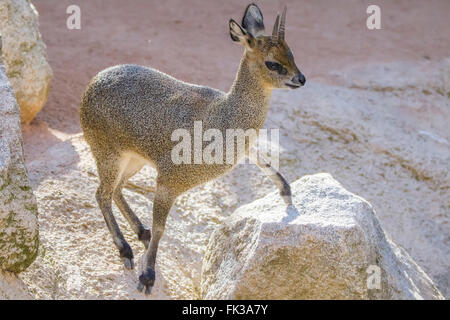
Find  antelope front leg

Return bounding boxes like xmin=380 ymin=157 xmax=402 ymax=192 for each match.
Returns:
xmin=137 ymin=183 xmax=176 ymax=295
xmin=248 ymin=150 xmax=292 ymax=206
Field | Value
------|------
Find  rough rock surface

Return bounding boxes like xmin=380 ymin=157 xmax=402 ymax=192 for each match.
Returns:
xmin=0 ymin=59 xmax=38 ymax=272
xmin=0 ymin=271 xmax=32 ymax=299
xmin=201 ymin=173 xmax=444 ymax=300
xmin=18 ymin=60 xmax=449 ymax=299
xmin=0 ymin=0 xmax=52 ymax=124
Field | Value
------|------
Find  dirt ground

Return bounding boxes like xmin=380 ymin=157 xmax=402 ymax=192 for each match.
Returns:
xmin=23 ymin=0 xmax=450 ymax=159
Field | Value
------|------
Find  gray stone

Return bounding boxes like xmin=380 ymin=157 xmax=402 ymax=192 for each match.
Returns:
xmin=0 ymin=53 xmax=38 ymax=273
xmin=0 ymin=0 xmax=52 ymax=124
xmin=201 ymin=173 xmax=444 ymax=300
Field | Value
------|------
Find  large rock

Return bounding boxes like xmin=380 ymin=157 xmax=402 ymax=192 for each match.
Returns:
xmin=0 ymin=56 xmax=38 ymax=272
xmin=201 ymin=173 xmax=444 ymax=300
xmin=0 ymin=0 xmax=52 ymax=124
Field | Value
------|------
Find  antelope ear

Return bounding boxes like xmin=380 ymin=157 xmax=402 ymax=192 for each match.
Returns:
xmin=241 ymin=3 xmax=265 ymax=37
xmin=229 ymin=19 xmax=250 ymax=45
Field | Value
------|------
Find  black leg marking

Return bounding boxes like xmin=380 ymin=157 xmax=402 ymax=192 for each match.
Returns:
xmin=119 ymin=242 xmax=134 ymax=270
xmin=137 ymin=267 xmax=156 ymax=295
xmin=138 ymin=227 xmax=151 ymax=249
xmin=249 ymin=151 xmax=293 ymax=206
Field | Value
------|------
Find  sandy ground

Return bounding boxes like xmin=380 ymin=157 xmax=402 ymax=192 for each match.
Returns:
xmin=16 ymin=0 xmax=450 ymax=299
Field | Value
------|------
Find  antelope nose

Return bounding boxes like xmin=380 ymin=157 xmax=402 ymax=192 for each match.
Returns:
xmin=293 ymin=72 xmax=306 ymax=86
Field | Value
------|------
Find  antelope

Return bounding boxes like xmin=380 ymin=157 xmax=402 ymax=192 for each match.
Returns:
xmin=79 ymin=3 xmax=305 ymax=295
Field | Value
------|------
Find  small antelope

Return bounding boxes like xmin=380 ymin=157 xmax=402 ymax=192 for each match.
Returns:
xmin=80 ymin=3 xmax=305 ymax=295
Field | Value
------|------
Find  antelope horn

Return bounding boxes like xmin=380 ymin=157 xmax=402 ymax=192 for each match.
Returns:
xmin=271 ymin=13 xmax=280 ymax=44
xmin=279 ymin=6 xmax=287 ymax=41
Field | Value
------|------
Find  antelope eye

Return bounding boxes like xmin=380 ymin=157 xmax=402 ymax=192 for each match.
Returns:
xmin=265 ymin=61 xmax=287 ymax=75
xmin=265 ymin=61 xmax=281 ymax=71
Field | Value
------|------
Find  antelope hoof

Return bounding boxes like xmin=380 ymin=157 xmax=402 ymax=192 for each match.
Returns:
xmin=280 ymin=185 xmax=292 ymax=206
xmin=119 ymin=242 xmax=134 ymax=270
xmin=282 ymin=195 xmax=293 ymax=206
xmin=138 ymin=227 xmax=151 ymax=249
xmin=122 ymin=257 xmax=135 ymax=270
xmin=137 ymin=268 xmax=156 ymax=295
